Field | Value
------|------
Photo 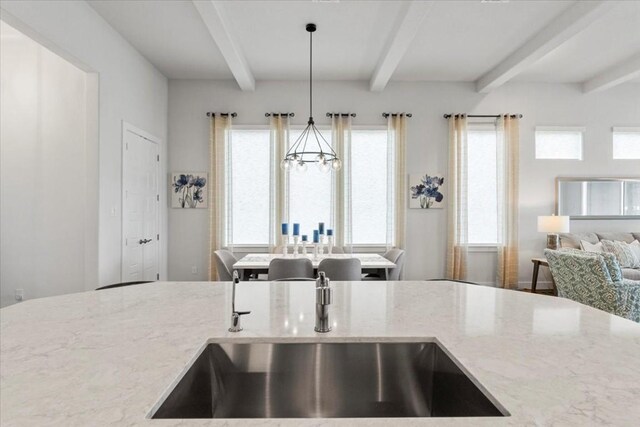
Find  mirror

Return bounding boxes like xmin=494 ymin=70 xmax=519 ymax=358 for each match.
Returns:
xmin=556 ymin=177 xmax=640 ymax=219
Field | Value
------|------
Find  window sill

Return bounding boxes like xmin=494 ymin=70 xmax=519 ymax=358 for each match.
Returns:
xmin=468 ymin=245 xmax=498 ymax=253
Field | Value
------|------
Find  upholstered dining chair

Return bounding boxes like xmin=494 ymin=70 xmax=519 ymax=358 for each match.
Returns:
xmin=364 ymin=249 xmax=405 ymax=280
xmin=318 ymin=258 xmax=362 ymax=281
xmin=214 ymin=249 xmax=237 ymax=281
xmin=268 ymin=258 xmax=314 ymax=281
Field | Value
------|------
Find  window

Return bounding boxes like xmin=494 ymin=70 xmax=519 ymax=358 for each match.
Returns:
xmin=229 ymin=128 xmax=271 ymax=244
xmin=287 ymin=128 xmax=333 ymax=237
xmin=226 ymin=125 xmax=396 ymax=248
xmin=535 ymin=127 xmax=584 ymax=160
xmin=351 ymin=129 xmax=388 ymax=245
xmin=467 ymin=123 xmax=498 ymax=245
xmin=613 ymin=127 xmax=640 ymax=159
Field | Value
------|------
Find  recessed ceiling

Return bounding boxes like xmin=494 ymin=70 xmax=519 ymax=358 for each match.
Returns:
xmin=87 ymin=0 xmax=640 ymax=88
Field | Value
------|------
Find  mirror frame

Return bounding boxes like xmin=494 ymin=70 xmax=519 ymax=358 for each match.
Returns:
xmin=555 ymin=177 xmax=640 ymax=220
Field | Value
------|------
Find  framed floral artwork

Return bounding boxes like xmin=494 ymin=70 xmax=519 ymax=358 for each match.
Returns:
xmin=409 ymin=173 xmax=445 ymax=209
xmin=171 ymin=172 xmax=208 ymax=208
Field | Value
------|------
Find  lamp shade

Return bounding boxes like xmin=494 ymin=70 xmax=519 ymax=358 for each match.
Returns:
xmin=537 ymin=215 xmax=570 ymax=233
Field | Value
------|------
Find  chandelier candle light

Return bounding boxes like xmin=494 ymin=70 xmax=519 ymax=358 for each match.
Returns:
xmin=281 ymin=23 xmax=341 ymax=174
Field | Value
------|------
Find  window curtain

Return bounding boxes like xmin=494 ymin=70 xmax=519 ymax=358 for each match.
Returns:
xmin=386 ymin=114 xmax=407 ymax=250
xmin=208 ymin=114 xmax=233 ymax=280
xmin=446 ymin=115 xmax=469 ymax=280
xmin=496 ymin=115 xmax=520 ymax=288
xmin=331 ymin=115 xmax=352 ymax=250
xmin=269 ymin=115 xmax=290 ymax=253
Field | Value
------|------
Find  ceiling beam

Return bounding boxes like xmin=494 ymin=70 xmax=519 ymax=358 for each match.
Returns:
xmin=192 ymin=0 xmax=255 ymax=91
xmin=583 ymin=53 xmax=640 ymax=94
xmin=475 ymin=1 xmax=617 ymax=93
xmin=369 ymin=1 xmax=433 ymax=92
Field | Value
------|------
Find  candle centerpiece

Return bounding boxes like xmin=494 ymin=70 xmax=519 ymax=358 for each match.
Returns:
xmin=281 ymin=223 xmax=289 ymax=256
xmin=292 ymin=223 xmax=300 ymax=256
xmin=327 ymin=229 xmax=334 ymax=255
xmin=312 ymin=230 xmax=320 ymax=260
xmin=318 ymin=222 xmax=325 ymax=255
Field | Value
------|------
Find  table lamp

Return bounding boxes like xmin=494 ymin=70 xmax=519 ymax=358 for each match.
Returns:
xmin=537 ymin=215 xmax=570 ymax=250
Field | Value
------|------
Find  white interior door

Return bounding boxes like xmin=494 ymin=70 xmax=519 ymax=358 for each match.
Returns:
xmin=122 ymin=124 xmax=159 ymax=282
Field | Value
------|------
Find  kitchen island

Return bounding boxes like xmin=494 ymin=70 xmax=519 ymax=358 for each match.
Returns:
xmin=1 ymin=280 xmax=640 ymax=425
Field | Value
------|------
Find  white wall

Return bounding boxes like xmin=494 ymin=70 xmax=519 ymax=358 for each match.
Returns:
xmin=168 ymin=79 xmax=640 ymax=285
xmin=0 ymin=22 xmax=92 ymax=307
xmin=1 ymin=0 xmax=169 ymax=290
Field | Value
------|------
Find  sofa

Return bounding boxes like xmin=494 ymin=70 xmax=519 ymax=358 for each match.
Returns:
xmin=559 ymin=232 xmax=640 ymax=280
xmin=545 ymin=248 xmax=640 ymax=322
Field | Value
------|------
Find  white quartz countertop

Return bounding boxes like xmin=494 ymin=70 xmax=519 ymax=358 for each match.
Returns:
xmin=2 ymin=280 xmax=640 ymax=426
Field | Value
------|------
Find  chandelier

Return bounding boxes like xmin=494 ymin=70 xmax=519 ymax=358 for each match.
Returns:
xmin=281 ymin=23 xmax=341 ymax=173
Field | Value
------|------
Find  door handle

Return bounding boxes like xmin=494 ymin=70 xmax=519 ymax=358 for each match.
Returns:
xmin=138 ymin=239 xmax=152 ymax=245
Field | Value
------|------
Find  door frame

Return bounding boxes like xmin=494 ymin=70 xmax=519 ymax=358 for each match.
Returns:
xmin=121 ymin=121 xmax=161 ymax=282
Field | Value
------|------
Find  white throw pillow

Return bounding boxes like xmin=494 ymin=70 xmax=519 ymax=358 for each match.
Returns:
xmin=580 ymin=240 xmax=603 ymax=253
xmin=601 ymin=240 xmax=640 ymax=269
xmin=630 ymin=240 xmax=640 ymax=263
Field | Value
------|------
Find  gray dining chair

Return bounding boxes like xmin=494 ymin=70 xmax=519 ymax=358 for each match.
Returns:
xmin=318 ymin=258 xmax=362 ymax=281
xmin=268 ymin=258 xmax=314 ymax=281
xmin=364 ymin=248 xmax=405 ymax=280
xmin=214 ymin=249 xmax=237 ymax=281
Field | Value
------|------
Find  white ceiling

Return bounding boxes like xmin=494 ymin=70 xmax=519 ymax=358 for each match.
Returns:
xmin=87 ymin=0 xmax=640 ymax=87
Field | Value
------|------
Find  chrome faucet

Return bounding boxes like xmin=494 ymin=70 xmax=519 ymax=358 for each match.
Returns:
xmin=229 ymin=271 xmax=251 ymax=332
xmin=314 ymin=271 xmax=332 ymax=333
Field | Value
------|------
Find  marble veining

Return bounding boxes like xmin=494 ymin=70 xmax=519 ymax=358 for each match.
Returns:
xmin=1 ymin=280 xmax=640 ymax=426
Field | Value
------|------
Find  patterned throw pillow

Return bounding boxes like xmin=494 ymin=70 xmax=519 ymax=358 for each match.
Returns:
xmin=601 ymin=240 xmax=640 ymax=269
xmin=580 ymin=240 xmax=603 ymax=253
xmin=560 ymin=247 xmax=623 ymax=282
xmin=630 ymin=240 xmax=640 ymax=262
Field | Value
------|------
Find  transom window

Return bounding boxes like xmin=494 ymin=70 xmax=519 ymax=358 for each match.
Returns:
xmin=535 ymin=126 xmax=584 ymax=160
xmin=613 ymin=127 xmax=640 ymax=160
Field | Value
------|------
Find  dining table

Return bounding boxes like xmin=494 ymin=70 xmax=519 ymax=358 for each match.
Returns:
xmin=233 ymin=253 xmax=396 ymax=280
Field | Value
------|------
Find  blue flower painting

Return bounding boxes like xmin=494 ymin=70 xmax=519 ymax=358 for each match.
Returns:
xmin=410 ymin=173 xmax=445 ymax=209
xmin=171 ymin=172 xmax=208 ymax=208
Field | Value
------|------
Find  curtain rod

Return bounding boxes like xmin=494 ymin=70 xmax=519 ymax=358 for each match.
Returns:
xmin=206 ymin=112 xmax=237 ymax=117
xmin=265 ymin=113 xmax=295 ymax=117
xmin=443 ymin=114 xmax=523 ymax=119
xmin=326 ymin=113 xmax=356 ymax=117
xmin=382 ymin=113 xmax=413 ymax=118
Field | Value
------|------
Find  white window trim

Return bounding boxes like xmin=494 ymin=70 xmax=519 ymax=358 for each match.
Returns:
xmin=468 ymin=245 xmax=498 ymax=252
xmin=612 ymin=126 xmax=640 ymax=133
xmin=536 ymin=126 xmax=586 ymax=133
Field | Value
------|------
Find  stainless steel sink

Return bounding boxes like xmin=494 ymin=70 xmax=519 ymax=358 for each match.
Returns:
xmin=151 ymin=342 xmax=507 ymax=419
